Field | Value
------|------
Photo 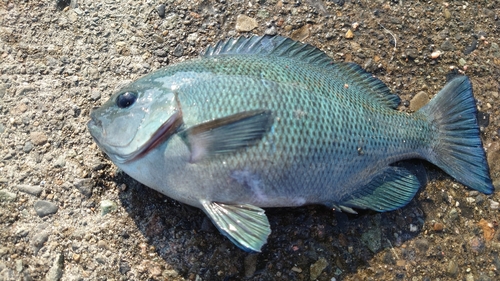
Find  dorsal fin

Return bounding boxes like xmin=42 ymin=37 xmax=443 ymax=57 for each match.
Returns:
xmin=203 ymin=35 xmax=400 ymax=108
xmin=203 ymin=35 xmax=334 ymax=67
xmin=335 ymin=62 xmax=400 ymax=109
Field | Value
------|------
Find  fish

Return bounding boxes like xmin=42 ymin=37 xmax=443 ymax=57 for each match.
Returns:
xmin=87 ymin=35 xmax=494 ymax=252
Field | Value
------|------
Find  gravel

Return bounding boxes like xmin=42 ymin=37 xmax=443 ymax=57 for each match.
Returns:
xmin=1 ymin=0 xmax=499 ymax=280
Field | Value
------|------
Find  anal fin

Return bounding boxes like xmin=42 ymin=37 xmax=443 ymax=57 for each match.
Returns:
xmin=201 ymin=200 xmax=271 ymax=252
xmin=339 ymin=166 xmax=421 ymax=212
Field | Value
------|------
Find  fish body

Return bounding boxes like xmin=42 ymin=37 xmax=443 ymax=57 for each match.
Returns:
xmin=88 ymin=35 xmax=493 ymax=252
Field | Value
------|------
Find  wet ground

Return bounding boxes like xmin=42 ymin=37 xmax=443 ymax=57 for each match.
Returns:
xmin=0 ymin=0 xmax=499 ymax=280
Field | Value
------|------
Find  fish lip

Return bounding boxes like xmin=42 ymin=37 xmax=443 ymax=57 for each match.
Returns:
xmin=124 ymin=110 xmax=183 ymax=163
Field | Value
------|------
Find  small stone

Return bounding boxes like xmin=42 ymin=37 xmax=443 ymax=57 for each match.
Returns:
xmin=440 ymin=40 xmax=455 ymax=51
xmin=45 ymin=252 xmax=64 ymax=281
xmin=361 ymin=228 xmax=381 ymax=253
xmin=156 ymin=4 xmax=166 ymax=18
xmin=30 ymin=132 xmax=48 ymax=146
xmin=53 ymin=155 xmax=66 ymax=168
xmin=163 ymin=269 xmax=179 ymax=278
xmin=310 ymin=257 xmax=328 ymax=280
xmin=477 ymin=219 xmax=495 ymax=242
xmin=264 ymin=25 xmax=277 ymax=36
xmin=449 ymin=208 xmax=459 ymax=221
xmin=32 ymin=231 xmax=50 ymax=255
xmin=433 ymin=222 xmax=444 ymax=232
xmin=119 ymin=261 xmax=131 ymax=275
xmin=459 ymin=58 xmax=467 ymax=66
xmin=409 ymin=91 xmax=429 ymax=111
xmin=244 ymin=254 xmax=258 ymax=278
xmin=34 ymin=200 xmax=59 ymax=217
xmin=154 ymin=49 xmax=168 ymax=57
xmin=23 ymin=141 xmax=33 ymax=153
xmin=0 ymin=247 xmax=9 ymax=256
xmin=291 ymin=266 xmax=302 ymax=273
xmin=16 ymin=185 xmax=43 ymax=196
xmin=100 ymin=200 xmax=117 ymax=215
xmin=431 ymin=50 xmax=442 ymax=59
xmin=444 ymin=9 xmax=451 ymax=20
xmin=187 ymin=33 xmax=198 ymax=43
xmin=291 ymin=25 xmax=310 ymax=41
xmin=345 ymin=29 xmax=354 ymax=39
xmin=74 ymin=178 xmax=93 ymax=197
xmin=90 ymin=90 xmax=101 ymax=101
xmin=172 ymin=44 xmax=184 ymax=57
xmin=414 ymin=238 xmax=429 ymax=253
xmin=0 ymin=189 xmax=16 ymax=201
xmin=235 ymin=14 xmax=258 ymax=32
xmin=405 ymin=48 xmax=418 ymax=59
xmin=469 ymin=237 xmax=485 ymax=253
xmin=447 ymin=260 xmax=458 ymax=277
xmin=490 ymin=200 xmax=499 ymax=210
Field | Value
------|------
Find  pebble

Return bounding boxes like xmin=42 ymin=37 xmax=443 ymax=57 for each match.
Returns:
xmin=291 ymin=25 xmax=310 ymax=41
xmin=100 ymin=200 xmax=117 ymax=215
xmin=90 ymin=90 xmax=101 ymax=101
xmin=0 ymin=189 xmax=16 ymax=201
xmin=448 ymin=208 xmax=459 ymax=221
xmin=31 ymin=231 xmax=50 ymax=255
xmin=163 ymin=269 xmax=179 ymax=278
xmin=16 ymin=185 xmax=42 ymax=196
xmin=45 ymin=252 xmax=64 ymax=281
xmin=172 ymin=44 xmax=184 ymax=57
xmin=443 ymin=9 xmax=451 ymax=20
xmin=30 ymin=131 xmax=48 ymax=146
xmin=414 ymin=238 xmax=429 ymax=253
xmin=34 ymin=200 xmax=59 ymax=217
xmin=464 ymin=38 xmax=478 ymax=55
xmin=244 ymin=254 xmax=257 ymax=278
xmin=235 ymin=14 xmax=258 ymax=32
xmin=74 ymin=178 xmax=93 ymax=197
xmin=345 ymin=29 xmax=354 ymax=39
xmin=53 ymin=155 xmax=66 ymax=168
xmin=459 ymin=58 xmax=467 ymax=66
xmin=156 ymin=4 xmax=166 ymax=18
xmin=431 ymin=50 xmax=442 ymax=59
xmin=23 ymin=141 xmax=33 ymax=153
xmin=447 ymin=260 xmax=458 ymax=277
xmin=409 ymin=91 xmax=429 ymax=111
xmin=440 ymin=40 xmax=455 ymax=51
xmin=361 ymin=228 xmax=381 ymax=253
xmin=433 ymin=222 xmax=444 ymax=232
xmin=310 ymin=257 xmax=328 ymax=280
xmin=264 ymin=25 xmax=277 ymax=36
xmin=489 ymin=199 xmax=499 ymax=210
xmin=469 ymin=237 xmax=485 ymax=254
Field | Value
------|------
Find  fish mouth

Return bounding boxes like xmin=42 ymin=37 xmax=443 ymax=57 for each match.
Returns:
xmin=125 ymin=111 xmax=183 ymax=163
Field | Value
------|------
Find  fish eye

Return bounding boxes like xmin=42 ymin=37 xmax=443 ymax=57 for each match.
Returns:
xmin=116 ymin=92 xmax=137 ymax=108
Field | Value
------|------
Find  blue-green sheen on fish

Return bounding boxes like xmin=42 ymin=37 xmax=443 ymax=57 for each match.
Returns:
xmin=88 ymin=35 xmax=494 ymax=252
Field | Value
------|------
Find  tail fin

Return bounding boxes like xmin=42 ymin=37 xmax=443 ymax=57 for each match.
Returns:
xmin=419 ymin=76 xmax=494 ymax=194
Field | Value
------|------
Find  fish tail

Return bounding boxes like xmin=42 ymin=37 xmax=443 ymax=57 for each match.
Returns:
xmin=419 ymin=76 xmax=493 ymax=194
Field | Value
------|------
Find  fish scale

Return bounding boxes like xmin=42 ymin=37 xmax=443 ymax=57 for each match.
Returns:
xmin=88 ymin=35 xmax=493 ymax=252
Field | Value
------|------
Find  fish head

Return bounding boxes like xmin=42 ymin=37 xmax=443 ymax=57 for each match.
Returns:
xmin=87 ymin=76 xmax=183 ymax=164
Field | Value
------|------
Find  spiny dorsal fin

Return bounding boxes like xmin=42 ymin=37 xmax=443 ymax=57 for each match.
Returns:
xmin=203 ymin=35 xmax=400 ymax=109
xmin=202 ymin=35 xmax=334 ymax=67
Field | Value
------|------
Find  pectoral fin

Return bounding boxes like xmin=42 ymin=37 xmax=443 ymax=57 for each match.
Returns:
xmin=338 ymin=166 xmax=421 ymax=212
xmin=201 ymin=200 xmax=271 ymax=252
xmin=180 ymin=110 xmax=273 ymax=162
